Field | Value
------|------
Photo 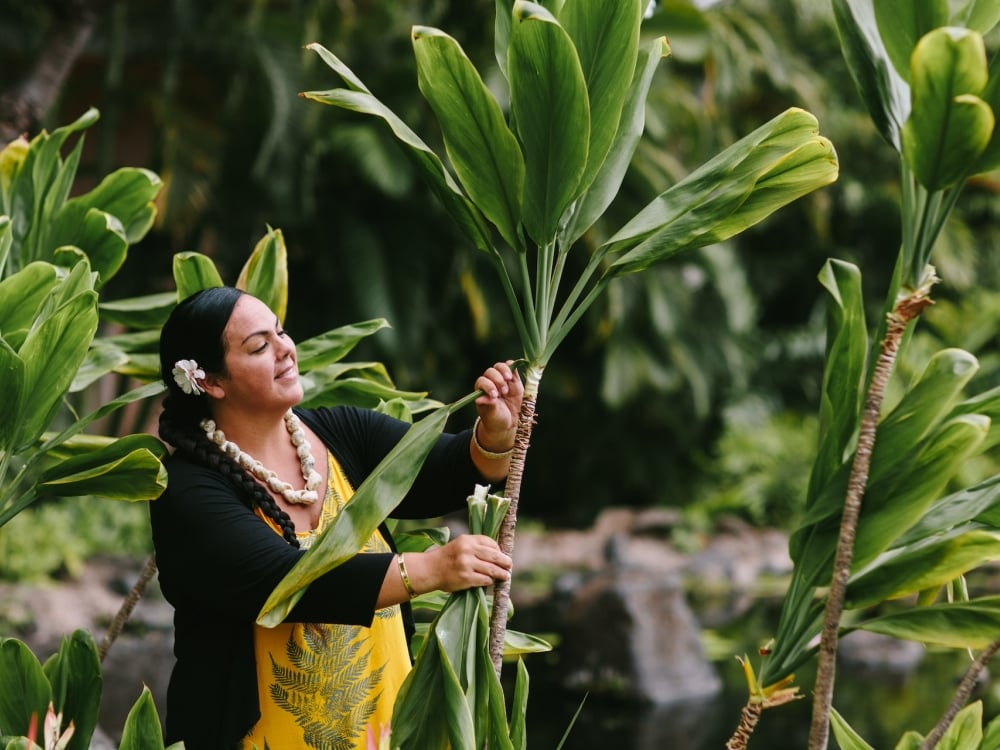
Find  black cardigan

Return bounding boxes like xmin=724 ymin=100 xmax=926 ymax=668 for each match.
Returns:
xmin=150 ymin=406 xmax=481 ymax=750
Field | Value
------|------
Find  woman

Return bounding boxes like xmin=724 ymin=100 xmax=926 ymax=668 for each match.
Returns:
xmin=151 ymin=286 xmax=519 ymax=750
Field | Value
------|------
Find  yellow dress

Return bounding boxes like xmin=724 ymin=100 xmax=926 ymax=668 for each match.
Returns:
xmin=241 ymin=451 xmax=411 ymax=750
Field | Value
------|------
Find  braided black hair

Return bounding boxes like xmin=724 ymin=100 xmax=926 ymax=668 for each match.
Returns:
xmin=158 ymin=287 xmax=301 ymax=547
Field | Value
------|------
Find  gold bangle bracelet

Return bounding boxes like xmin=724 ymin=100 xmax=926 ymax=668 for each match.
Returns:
xmin=397 ymin=553 xmax=417 ymax=599
xmin=472 ymin=416 xmax=514 ymax=460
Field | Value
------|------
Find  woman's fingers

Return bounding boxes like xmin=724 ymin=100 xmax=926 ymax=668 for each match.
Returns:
xmin=428 ymin=535 xmax=512 ymax=591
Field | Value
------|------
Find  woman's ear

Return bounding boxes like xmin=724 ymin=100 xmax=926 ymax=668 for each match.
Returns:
xmin=200 ymin=373 xmax=225 ymax=400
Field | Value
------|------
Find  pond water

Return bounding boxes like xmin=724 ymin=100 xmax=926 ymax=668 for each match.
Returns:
xmin=517 ymin=598 xmax=1000 ymax=749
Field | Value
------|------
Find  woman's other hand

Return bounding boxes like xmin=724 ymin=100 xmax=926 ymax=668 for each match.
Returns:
xmin=407 ymin=534 xmax=512 ymax=594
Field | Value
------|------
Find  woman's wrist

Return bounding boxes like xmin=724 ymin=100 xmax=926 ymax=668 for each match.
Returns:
xmin=396 ymin=553 xmax=417 ymax=599
xmin=472 ymin=416 xmax=514 ymax=460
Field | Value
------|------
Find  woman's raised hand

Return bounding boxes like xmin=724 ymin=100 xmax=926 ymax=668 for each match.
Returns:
xmin=473 ymin=360 xmax=523 ymax=451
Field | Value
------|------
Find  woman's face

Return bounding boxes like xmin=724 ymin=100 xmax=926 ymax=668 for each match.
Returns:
xmin=215 ymin=295 xmax=302 ymax=412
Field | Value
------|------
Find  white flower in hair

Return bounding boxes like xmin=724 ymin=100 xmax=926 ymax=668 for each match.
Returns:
xmin=172 ymin=359 xmax=206 ymax=395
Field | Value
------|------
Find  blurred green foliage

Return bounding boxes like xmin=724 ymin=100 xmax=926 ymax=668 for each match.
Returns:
xmin=0 ymin=500 xmax=151 ymax=582
xmin=1 ymin=0 xmax=998 ymax=536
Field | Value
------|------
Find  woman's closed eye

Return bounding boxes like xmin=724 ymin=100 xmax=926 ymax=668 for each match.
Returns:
xmin=251 ymin=330 xmax=290 ymax=354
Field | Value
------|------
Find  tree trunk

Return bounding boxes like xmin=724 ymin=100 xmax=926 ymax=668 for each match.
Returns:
xmin=808 ymin=285 xmax=935 ymax=750
xmin=919 ymin=637 xmax=1000 ymax=750
xmin=488 ymin=365 xmax=542 ymax=675
xmin=0 ymin=0 xmax=100 ymax=147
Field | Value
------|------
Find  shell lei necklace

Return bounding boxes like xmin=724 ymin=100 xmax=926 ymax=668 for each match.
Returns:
xmin=200 ymin=409 xmax=323 ymax=505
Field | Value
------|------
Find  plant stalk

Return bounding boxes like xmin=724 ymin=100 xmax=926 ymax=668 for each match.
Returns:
xmin=919 ymin=637 xmax=1000 ymax=750
xmin=726 ymin=702 xmax=763 ymax=750
xmin=488 ymin=365 xmax=543 ymax=675
xmin=99 ymin=554 xmax=158 ymax=662
xmin=808 ymin=285 xmax=935 ymax=750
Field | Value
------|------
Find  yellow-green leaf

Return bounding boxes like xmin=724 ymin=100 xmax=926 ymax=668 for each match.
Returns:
xmin=236 ymin=225 xmax=288 ymax=322
xmin=172 ymin=252 xmax=224 ymax=300
xmin=902 ymin=27 xmax=993 ymax=190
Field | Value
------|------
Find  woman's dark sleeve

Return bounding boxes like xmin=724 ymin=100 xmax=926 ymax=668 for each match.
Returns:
xmin=300 ymin=406 xmax=491 ymax=519
xmin=150 ymin=457 xmax=393 ymax=626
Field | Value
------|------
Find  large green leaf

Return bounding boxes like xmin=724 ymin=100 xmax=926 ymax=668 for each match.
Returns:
xmin=509 ymin=2 xmax=589 ymax=244
xmin=971 ymin=53 xmax=1000 ymax=175
xmin=937 ymin=701 xmax=983 ymax=750
xmin=172 ymin=252 xmax=224 ymax=300
xmin=0 ymin=262 xmax=58 ymax=349
xmin=896 ymin=732 xmax=926 ymax=750
xmin=118 ymin=687 xmax=167 ymax=750
xmin=833 ymin=0 xmax=910 ymax=150
xmin=853 ymin=414 xmax=989 ymax=566
xmin=874 ymin=348 xmax=979 ymax=456
xmin=51 ymin=208 xmax=128 ymax=288
xmin=803 ymin=414 xmax=989 ymax=584
xmin=794 ymin=348 xmax=981 ymax=542
xmin=830 ymin=707 xmax=876 ymax=750
xmin=902 ymin=27 xmax=993 ymax=191
xmin=0 ymin=215 xmax=10 ymax=277
xmin=70 ymin=344 xmax=131 ymax=393
xmin=509 ymin=658 xmax=529 ymax=750
xmin=236 ymin=225 xmax=288 ymax=322
xmin=298 ymin=364 xmax=430 ymax=411
xmin=47 ymin=166 xmax=160 ymax=284
xmin=55 ymin=167 xmax=160 ymax=245
xmin=789 ymin=411 xmax=990 ymax=603
xmin=41 ymin=630 xmax=102 ymax=750
xmin=414 ymin=26 xmax=525 ymax=252
xmin=495 ymin=0 xmax=515 ymax=78
xmin=97 ymin=291 xmax=176 ymax=329
xmin=845 ymin=528 xmax=1000 ymax=609
xmin=603 ymin=108 xmax=838 ymax=274
xmin=0 ymin=338 xmax=24 ymax=451
xmin=0 ymin=638 xmax=51 ymax=738
xmin=257 ymin=399 xmax=469 ymax=626
xmin=10 ymin=109 xmax=98 ymax=268
xmin=955 ymin=0 xmax=1000 ymax=34
xmin=0 ymin=142 xmax=27 ymax=219
xmin=874 ymin=0 xmax=949 ymax=81
xmin=36 ymin=434 xmax=167 ymax=501
xmin=560 ymin=0 xmax=641 ymax=195
xmin=807 ymin=259 xmax=867 ymax=507
xmin=562 ymin=35 xmax=669 ymax=246
xmin=38 ymin=381 xmax=166 ymax=454
xmin=981 ymin=710 xmax=1000 ymax=750
xmin=16 ymin=288 xmax=99 ymax=451
xmin=295 ymin=319 xmax=391 ymax=371
xmin=304 ymin=44 xmax=494 ymax=255
xmin=857 ymin=596 xmax=1000 ymax=648
xmin=391 ymin=628 xmax=462 ymax=749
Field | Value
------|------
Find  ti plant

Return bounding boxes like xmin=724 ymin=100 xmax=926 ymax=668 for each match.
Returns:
xmin=0 ymin=630 xmax=181 ymax=750
xmin=727 ymin=1 xmax=1000 ymax=749
xmin=0 ymin=108 xmax=167 ymax=529
xmin=0 ymin=109 xmax=440 ymax=750
xmin=260 ymin=0 xmax=838 ymax=695
xmin=390 ymin=485 xmax=546 ymax=750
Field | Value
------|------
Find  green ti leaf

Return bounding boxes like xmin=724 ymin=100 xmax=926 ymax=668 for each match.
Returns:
xmin=509 ymin=1 xmax=589 ymax=245
xmin=413 ymin=26 xmax=525 ymax=252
